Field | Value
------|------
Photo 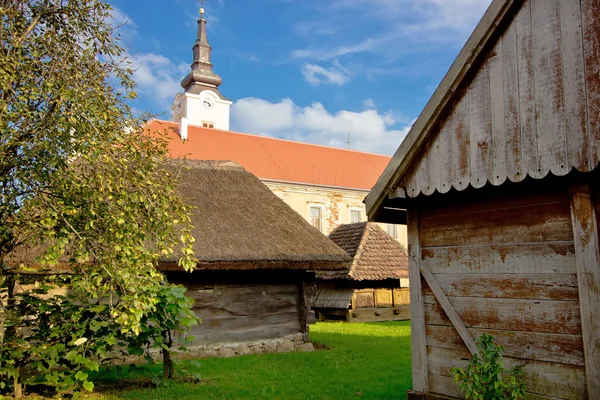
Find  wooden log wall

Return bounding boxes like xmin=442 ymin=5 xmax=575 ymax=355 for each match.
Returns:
xmin=416 ymin=183 xmax=587 ymax=399
xmin=183 ymin=282 xmax=302 ymax=344
xmin=403 ymin=0 xmax=600 ymax=198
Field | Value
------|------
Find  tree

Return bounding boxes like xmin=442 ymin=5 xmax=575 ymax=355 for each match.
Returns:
xmin=0 ymin=0 xmax=196 ymax=396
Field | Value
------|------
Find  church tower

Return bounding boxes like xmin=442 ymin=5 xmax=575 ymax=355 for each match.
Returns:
xmin=171 ymin=5 xmax=231 ymax=139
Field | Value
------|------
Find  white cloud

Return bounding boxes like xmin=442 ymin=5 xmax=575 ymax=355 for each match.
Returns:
xmin=125 ymin=53 xmax=188 ymax=107
xmin=231 ymin=97 xmax=411 ymax=155
xmin=363 ymin=99 xmax=376 ymax=109
xmin=291 ymin=0 xmax=492 ymax=61
xmin=301 ymin=60 xmax=351 ymax=86
xmin=292 ymin=38 xmax=380 ymax=61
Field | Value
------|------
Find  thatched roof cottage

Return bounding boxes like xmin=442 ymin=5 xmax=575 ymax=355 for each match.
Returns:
xmin=162 ymin=160 xmax=351 ymax=354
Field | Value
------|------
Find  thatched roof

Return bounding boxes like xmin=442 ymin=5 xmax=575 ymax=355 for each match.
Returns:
xmin=161 ymin=160 xmax=351 ymax=271
xmin=317 ymin=222 xmax=408 ymax=281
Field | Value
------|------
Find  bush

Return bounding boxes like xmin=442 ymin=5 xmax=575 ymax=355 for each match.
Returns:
xmin=450 ymin=334 xmax=526 ymax=400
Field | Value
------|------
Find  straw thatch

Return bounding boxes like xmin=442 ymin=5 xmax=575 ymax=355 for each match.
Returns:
xmin=317 ymin=222 xmax=408 ymax=281
xmin=160 ymin=160 xmax=351 ymax=271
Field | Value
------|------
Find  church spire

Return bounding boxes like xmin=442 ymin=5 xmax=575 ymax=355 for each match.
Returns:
xmin=180 ymin=3 xmax=223 ymax=93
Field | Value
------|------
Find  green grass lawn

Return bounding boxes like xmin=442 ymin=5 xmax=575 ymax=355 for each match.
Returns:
xmin=89 ymin=321 xmax=412 ymax=400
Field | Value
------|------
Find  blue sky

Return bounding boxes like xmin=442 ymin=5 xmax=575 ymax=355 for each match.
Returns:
xmin=110 ymin=0 xmax=492 ymax=155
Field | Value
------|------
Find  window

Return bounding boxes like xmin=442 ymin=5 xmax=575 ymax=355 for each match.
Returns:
xmin=202 ymin=122 xmax=214 ymax=128
xmin=350 ymin=209 xmax=361 ymax=223
xmin=387 ymin=223 xmax=397 ymax=238
xmin=309 ymin=206 xmax=323 ymax=232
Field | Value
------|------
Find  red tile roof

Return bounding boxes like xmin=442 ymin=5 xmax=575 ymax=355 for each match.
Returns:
xmin=147 ymin=120 xmax=391 ymax=190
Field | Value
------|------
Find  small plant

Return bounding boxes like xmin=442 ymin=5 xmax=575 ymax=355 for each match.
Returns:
xmin=450 ymin=334 xmax=526 ymax=400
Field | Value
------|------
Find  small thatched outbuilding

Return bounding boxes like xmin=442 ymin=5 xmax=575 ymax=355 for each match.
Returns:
xmin=313 ymin=222 xmax=409 ymax=322
xmin=365 ymin=0 xmax=600 ymax=398
xmin=161 ymin=160 xmax=351 ymax=353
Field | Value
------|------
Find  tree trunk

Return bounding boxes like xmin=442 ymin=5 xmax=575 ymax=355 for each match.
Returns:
xmin=14 ymin=374 xmax=23 ymax=399
xmin=162 ymin=348 xmax=173 ymax=379
xmin=162 ymin=330 xmax=174 ymax=379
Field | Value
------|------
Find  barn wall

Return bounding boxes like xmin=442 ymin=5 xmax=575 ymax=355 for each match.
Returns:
xmin=167 ymin=271 xmax=313 ymax=345
xmin=416 ymin=182 xmax=586 ymax=399
xmin=403 ymin=0 xmax=600 ymax=198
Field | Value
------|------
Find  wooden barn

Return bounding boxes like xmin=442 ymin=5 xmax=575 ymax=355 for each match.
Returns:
xmin=161 ymin=160 xmax=351 ymax=353
xmin=313 ymin=222 xmax=410 ymax=322
xmin=365 ymin=0 xmax=600 ymax=399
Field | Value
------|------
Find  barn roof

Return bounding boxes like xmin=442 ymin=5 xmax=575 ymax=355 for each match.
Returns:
xmin=366 ymin=0 xmax=600 ymax=220
xmin=161 ymin=160 xmax=352 ymax=271
xmin=147 ymin=119 xmax=390 ymax=191
xmin=317 ymin=222 xmax=408 ymax=281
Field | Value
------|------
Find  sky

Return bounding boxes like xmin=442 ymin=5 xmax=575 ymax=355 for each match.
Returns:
xmin=109 ymin=0 xmax=493 ymax=155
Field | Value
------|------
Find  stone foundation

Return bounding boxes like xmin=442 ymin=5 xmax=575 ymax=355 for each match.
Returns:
xmin=185 ymin=332 xmax=315 ymax=358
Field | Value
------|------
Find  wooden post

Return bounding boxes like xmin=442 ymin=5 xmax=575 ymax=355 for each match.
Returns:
xmin=407 ymin=209 xmax=429 ymax=393
xmin=298 ymin=282 xmax=308 ymax=334
xmin=569 ymin=181 xmax=600 ymax=399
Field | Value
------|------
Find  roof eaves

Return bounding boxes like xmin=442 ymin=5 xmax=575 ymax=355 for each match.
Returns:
xmin=364 ymin=0 xmax=517 ymax=219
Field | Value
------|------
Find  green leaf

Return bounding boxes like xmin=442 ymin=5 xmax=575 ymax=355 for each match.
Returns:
xmin=83 ymin=381 xmax=94 ymax=392
xmin=74 ymin=371 xmax=88 ymax=381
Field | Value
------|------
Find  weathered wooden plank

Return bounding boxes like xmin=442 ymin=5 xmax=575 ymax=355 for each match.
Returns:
xmin=427 ymin=346 xmax=587 ymax=399
xmin=415 ymin=142 xmax=429 ymax=198
xmin=393 ymin=288 xmax=410 ymax=307
xmin=469 ymin=61 xmax=493 ymax=189
xmin=568 ymin=181 xmax=600 ymax=399
xmin=453 ymin=93 xmax=471 ymax=192
xmin=194 ymin=311 xmax=301 ymax=333
xmin=405 ymin=164 xmax=420 ymax=198
xmin=424 ymin=296 xmax=582 ymax=335
xmin=425 ymin=131 xmax=441 ymax=196
xmin=439 ymin=108 xmax=455 ymax=195
xmin=420 ymin=262 xmax=479 ymax=356
xmin=531 ymin=0 xmax=568 ymax=177
xmin=298 ymin=283 xmax=308 ymax=333
xmin=192 ymin=301 xmax=298 ymax=319
xmin=374 ymin=288 xmax=393 ymax=308
xmin=502 ymin=16 xmax=523 ymax=182
xmin=422 ymin=242 xmax=575 ymax=274
xmin=559 ymin=0 xmax=591 ymax=172
xmin=187 ymin=284 xmax=297 ymax=304
xmin=191 ymin=324 xmax=301 ymax=344
xmin=420 ymin=201 xmax=573 ymax=247
xmin=581 ymin=0 xmax=600 ymax=167
xmin=353 ymin=289 xmax=375 ymax=308
xmin=348 ymin=306 xmax=410 ymax=323
xmin=419 ymin=182 xmax=569 ymax=218
xmin=428 ymin=373 xmax=561 ymax=400
xmin=428 ymin=373 xmax=464 ymax=399
xmin=515 ymin=0 xmax=540 ymax=180
xmin=426 ymin=325 xmax=584 ymax=366
xmin=408 ymin=209 xmax=429 ymax=392
xmin=489 ymin=39 xmax=507 ymax=186
xmin=423 ymin=273 xmax=578 ymax=301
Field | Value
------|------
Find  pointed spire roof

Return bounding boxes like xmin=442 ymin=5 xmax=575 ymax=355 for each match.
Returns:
xmin=180 ymin=6 xmax=223 ymax=94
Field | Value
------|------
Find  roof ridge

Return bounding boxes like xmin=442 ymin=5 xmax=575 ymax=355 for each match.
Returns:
xmin=347 ymin=222 xmax=369 ymax=279
xmin=151 ymin=119 xmax=391 ymax=158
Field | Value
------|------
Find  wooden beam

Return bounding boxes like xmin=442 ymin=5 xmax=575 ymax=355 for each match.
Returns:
xmin=569 ymin=181 xmax=600 ymax=399
xmin=407 ymin=210 xmax=429 ymax=393
xmin=389 ymin=187 xmax=407 ymax=199
xmin=418 ymin=260 xmax=479 ymax=356
xmin=298 ymin=282 xmax=308 ymax=334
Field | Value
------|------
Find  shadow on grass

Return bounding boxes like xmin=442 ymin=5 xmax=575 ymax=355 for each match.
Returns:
xmin=87 ymin=321 xmax=412 ymax=400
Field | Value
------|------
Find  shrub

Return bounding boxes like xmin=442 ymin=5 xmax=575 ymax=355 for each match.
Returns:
xmin=450 ymin=334 xmax=526 ymax=400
